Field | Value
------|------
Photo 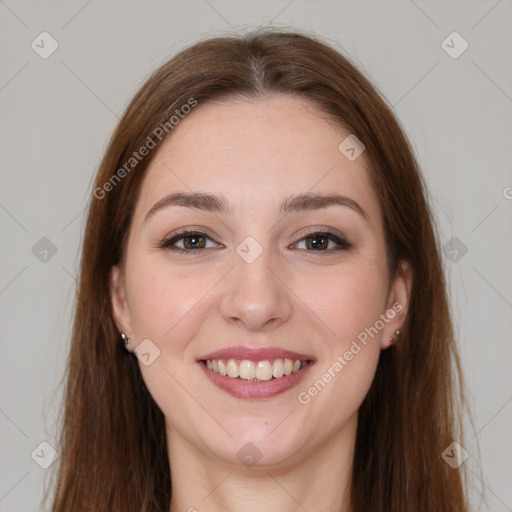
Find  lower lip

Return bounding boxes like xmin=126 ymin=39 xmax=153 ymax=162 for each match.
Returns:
xmin=198 ymin=361 xmax=315 ymax=399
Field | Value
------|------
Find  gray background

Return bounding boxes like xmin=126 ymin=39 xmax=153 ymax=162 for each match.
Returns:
xmin=1 ymin=1 xmax=511 ymax=510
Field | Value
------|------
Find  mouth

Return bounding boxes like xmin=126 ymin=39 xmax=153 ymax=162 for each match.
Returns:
xmin=197 ymin=347 xmax=315 ymax=399
xmin=203 ymin=357 xmax=312 ymax=380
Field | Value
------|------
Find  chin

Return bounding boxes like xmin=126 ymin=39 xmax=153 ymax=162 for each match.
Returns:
xmin=201 ymin=423 xmax=309 ymax=469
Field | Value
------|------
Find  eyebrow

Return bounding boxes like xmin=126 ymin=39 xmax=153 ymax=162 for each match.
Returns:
xmin=144 ymin=191 xmax=368 ymax=222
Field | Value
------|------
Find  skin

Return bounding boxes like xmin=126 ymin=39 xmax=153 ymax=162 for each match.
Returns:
xmin=110 ymin=95 xmax=412 ymax=512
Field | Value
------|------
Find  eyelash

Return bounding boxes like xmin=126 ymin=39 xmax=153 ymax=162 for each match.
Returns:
xmin=158 ymin=229 xmax=353 ymax=255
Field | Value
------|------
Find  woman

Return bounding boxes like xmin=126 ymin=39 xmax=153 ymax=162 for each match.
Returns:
xmin=48 ymin=29 xmax=471 ymax=511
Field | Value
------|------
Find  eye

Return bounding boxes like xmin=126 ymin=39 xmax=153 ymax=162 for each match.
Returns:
xmin=158 ymin=229 xmax=352 ymax=255
xmin=293 ymin=231 xmax=352 ymax=252
xmin=159 ymin=230 xmax=220 ymax=253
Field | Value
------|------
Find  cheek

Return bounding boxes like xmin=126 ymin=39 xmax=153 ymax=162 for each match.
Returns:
xmin=125 ymin=256 xmax=209 ymax=342
xmin=296 ymin=260 xmax=387 ymax=405
xmin=304 ymin=260 xmax=389 ymax=344
xmin=123 ymin=259 xmax=215 ymax=447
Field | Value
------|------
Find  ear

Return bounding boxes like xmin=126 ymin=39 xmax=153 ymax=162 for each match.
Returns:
xmin=380 ymin=259 xmax=413 ymax=350
xmin=109 ymin=265 xmax=132 ymax=340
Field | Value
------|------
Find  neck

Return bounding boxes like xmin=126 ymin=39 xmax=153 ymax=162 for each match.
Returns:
xmin=167 ymin=414 xmax=357 ymax=512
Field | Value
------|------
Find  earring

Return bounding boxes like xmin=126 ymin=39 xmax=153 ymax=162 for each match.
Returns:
xmin=121 ymin=333 xmax=130 ymax=346
xmin=389 ymin=328 xmax=402 ymax=344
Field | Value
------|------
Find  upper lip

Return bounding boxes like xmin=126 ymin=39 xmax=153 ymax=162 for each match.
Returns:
xmin=198 ymin=346 xmax=315 ymax=362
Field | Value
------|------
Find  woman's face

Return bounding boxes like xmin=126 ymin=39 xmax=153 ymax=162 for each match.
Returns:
xmin=110 ymin=95 xmax=411 ymax=468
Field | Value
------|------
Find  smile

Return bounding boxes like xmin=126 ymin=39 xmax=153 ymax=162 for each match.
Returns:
xmin=205 ymin=358 xmax=310 ymax=381
xmin=198 ymin=346 xmax=316 ymax=399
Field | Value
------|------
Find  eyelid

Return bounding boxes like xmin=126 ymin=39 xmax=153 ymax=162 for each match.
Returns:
xmin=164 ymin=226 xmax=219 ymax=242
xmin=291 ymin=226 xmax=348 ymax=244
xmin=294 ymin=225 xmax=344 ymax=237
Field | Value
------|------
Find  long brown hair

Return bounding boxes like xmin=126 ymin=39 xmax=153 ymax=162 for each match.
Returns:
xmin=46 ymin=29 xmax=471 ymax=511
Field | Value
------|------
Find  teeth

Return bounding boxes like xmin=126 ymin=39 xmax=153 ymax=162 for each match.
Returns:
xmin=239 ymin=360 xmax=256 ymax=380
xmin=204 ymin=358 xmax=309 ymax=381
xmin=255 ymin=360 xmax=273 ymax=381
xmin=272 ymin=359 xmax=284 ymax=378
xmin=218 ymin=359 xmax=227 ymax=376
xmin=227 ymin=359 xmax=239 ymax=378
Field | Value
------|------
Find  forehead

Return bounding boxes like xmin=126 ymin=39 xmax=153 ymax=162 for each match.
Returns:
xmin=135 ymin=95 xmax=381 ymax=227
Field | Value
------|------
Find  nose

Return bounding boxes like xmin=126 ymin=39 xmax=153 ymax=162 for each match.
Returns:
xmin=219 ymin=249 xmax=293 ymax=332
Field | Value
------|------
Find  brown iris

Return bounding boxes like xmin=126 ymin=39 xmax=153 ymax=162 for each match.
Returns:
xmin=306 ymin=235 xmax=328 ymax=250
xmin=183 ymin=234 xmax=206 ymax=249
